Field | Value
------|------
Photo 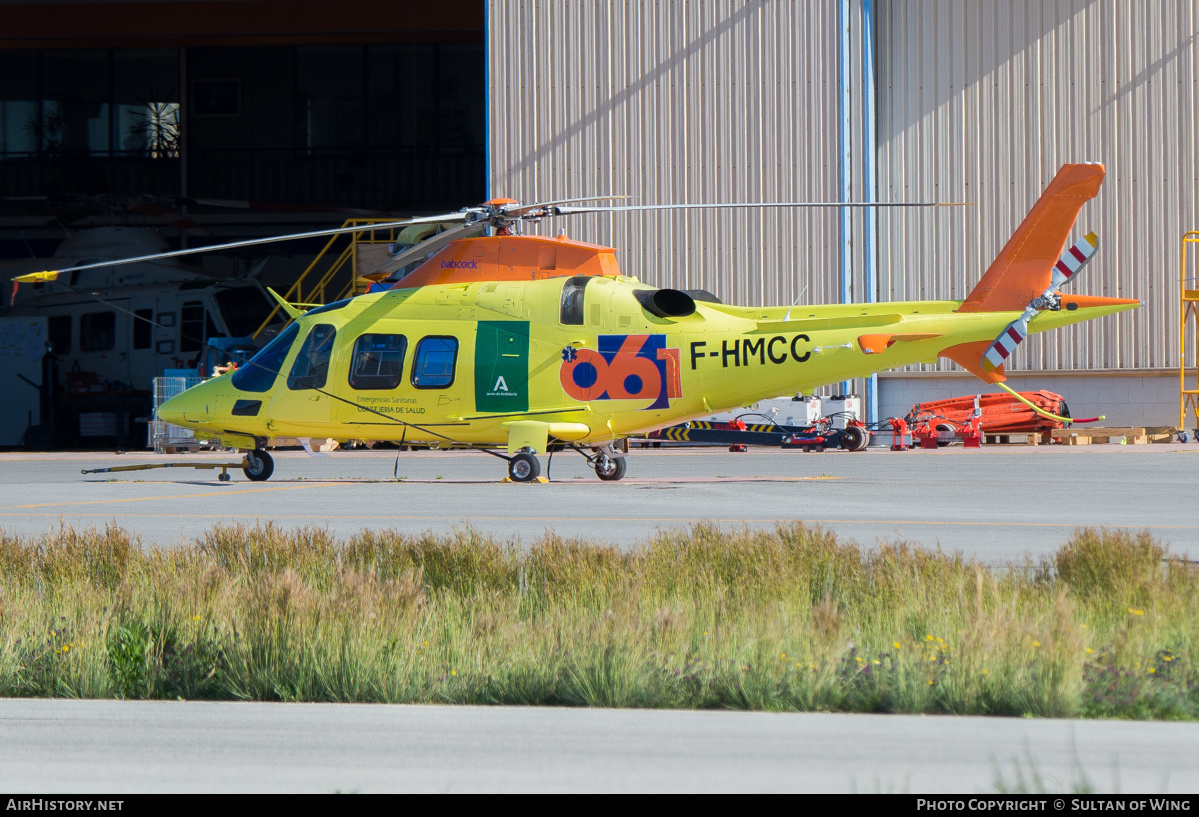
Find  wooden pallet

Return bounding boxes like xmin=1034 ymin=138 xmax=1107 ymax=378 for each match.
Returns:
xmin=1050 ymin=427 xmax=1179 ymax=445
xmin=983 ymin=432 xmax=1051 ymax=446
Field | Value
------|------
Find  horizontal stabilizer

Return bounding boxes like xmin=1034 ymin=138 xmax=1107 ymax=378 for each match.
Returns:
xmin=857 ymin=333 xmax=942 ymax=354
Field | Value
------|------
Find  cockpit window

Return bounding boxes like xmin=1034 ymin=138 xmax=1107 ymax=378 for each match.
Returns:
xmin=560 ymin=275 xmax=590 ymax=325
xmin=231 ymin=322 xmax=300 ymax=393
xmin=287 ymin=324 xmax=337 ymax=390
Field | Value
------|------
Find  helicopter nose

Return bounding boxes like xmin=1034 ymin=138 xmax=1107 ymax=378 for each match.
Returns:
xmin=156 ymin=385 xmax=208 ymax=427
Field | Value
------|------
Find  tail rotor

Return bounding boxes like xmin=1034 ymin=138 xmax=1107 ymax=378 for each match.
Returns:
xmin=981 ymin=232 xmax=1098 ymax=372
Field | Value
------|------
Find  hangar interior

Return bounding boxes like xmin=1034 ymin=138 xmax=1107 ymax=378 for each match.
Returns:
xmin=0 ymin=0 xmax=485 ymax=261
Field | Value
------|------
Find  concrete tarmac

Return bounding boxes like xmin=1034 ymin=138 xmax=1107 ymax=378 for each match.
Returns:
xmin=0 ymin=443 xmax=1194 ymax=560
xmin=3 ymin=443 xmax=1195 ymax=793
xmin=2 ymin=699 xmax=1196 ymax=793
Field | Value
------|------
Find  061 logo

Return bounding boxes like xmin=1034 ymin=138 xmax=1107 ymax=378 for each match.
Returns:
xmin=560 ymin=334 xmax=681 ymax=409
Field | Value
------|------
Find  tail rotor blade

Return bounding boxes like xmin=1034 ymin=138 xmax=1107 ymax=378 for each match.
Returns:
xmin=1049 ymin=231 xmax=1098 ymax=290
xmin=982 ymin=313 xmax=1033 ymax=372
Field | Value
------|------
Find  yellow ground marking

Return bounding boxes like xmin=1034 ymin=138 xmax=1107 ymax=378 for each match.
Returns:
xmin=8 ymin=482 xmax=351 ymax=509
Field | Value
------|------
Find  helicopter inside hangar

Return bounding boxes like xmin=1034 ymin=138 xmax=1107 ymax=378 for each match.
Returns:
xmin=0 ymin=1 xmax=487 ymax=447
xmin=5 ymin=226 xmax=286 ymax=389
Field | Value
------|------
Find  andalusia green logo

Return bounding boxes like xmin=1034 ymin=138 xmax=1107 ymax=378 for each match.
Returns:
xmin=474 ymin=321 xmax=529 ymax=412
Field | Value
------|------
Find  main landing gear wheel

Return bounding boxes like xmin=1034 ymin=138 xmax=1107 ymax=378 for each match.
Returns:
xmin=841 ymin=426 xmax=869 ymax=452
xmin=594 ymin=455 xmax=627 ymax=481
xmin=243 ymin=449 xmax=274 ymax=482
xmin=508 ymin=451 xmax=541 ymax=482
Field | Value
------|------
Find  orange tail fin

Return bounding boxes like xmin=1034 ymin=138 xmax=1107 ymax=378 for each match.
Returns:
xmin=958 ymin=163 xmax=1104 ymax=313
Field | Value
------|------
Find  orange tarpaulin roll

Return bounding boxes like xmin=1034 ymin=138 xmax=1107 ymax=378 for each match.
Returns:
xmin=906 ymin=391 xmax=1070 ymax=434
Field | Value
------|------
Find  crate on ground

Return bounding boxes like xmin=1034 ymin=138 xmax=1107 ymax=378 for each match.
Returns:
xmin=151 ymin=376 xmax=207 ymax=453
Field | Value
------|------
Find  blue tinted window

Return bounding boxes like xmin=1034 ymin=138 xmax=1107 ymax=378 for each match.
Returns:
xmin=411 ymin=336 xmax=458 ymax=389
xmin=287 ymin=324 xmax=337 ymax=390
xmin=231 ymin=322 xmax=300 ymax=393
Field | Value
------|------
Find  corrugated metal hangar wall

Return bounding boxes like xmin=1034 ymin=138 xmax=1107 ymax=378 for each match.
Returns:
xmin=487 ymin=0 xmax=1199 ymax=426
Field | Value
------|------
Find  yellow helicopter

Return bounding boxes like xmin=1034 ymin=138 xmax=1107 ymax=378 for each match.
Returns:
xmin=13 ymin=163 xmax=1138 ymax=482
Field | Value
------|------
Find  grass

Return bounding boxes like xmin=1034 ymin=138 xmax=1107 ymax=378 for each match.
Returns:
xmin=0 ymin=522 xmax=1195 ymax=716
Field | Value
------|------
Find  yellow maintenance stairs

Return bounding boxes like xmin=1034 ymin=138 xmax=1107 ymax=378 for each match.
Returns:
xmin=1181 ymin=231 xmax=1199 ymax=429
xmin=249 ymin=218 xmax=410 ymax=340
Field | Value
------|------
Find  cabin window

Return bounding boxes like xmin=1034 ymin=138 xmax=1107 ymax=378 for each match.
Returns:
xmin=80 ymin=312 xmax=115 ymax=352
xmin=559 ymin=275 xmax=590 ymax=325
xmin=231 ymin=322 xmax=300 ymax=393
xmin=180 ymin=301 xmax=204 ymax=352
xmin=48 ymin=315 xmax=71 ymax=355
xmin=411 ymin=336 xmax=458 ymax=389
xmin=132 ymin=309 xmax=153 ymax=350
xmin=287 ymin=324 xmax=337 ymax=390
xmin=349 ymin=333 xmax=408 ymax=390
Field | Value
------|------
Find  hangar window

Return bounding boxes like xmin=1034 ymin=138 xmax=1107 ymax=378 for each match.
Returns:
xmin=231 ymin=322 xmax=300 ymax=393
xmin=80 ymin=312 xmax=115 ymax=352
xmin=349 ymin=333 xmax=407 ymax=390
xmin=180 ymin=301 xmax=205 ymax=352
xmin=215 ymin=287 xmax=278 ymax=337
xmin=411 ymin=336 xmax=458 ymax=389
xmin=48 ymin=315 xmax=71 ymax=355
xmin=133 ymin=309 xmax=153 ymax=350
xmin=288 ymin=324 xmax=337 ymax=390
xmin=559 ymin=275 xmax=590 ymax=325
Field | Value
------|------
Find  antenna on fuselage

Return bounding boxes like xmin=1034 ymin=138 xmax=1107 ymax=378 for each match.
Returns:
xmin=783 ymin=285 xmax=809 ymax=322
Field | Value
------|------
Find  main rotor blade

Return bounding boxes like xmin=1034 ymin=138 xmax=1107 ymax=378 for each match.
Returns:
xmin=361 ymin=221 xmax=488 ymax=280
xmin=9 ymin=213 xmax=467 ymax=282
xmin=504 ymin=195 xmax=636 ymax=219
xmin=549 ymin=201 xmax=973 ymax=216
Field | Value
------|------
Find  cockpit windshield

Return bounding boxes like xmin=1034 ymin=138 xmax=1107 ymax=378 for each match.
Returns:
xmin=230 ymin=322 xmax=300 ymax=393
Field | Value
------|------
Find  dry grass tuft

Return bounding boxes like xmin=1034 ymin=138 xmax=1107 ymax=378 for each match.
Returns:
xmin=0 ymin=521 xmax=1194 ymax=717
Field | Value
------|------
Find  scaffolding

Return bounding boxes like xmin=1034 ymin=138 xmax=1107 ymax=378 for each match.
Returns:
xmin=1180 ymin=231 xmax=1199 ymax=430
xmin=249 ymin=218 xmax=405 ymax=340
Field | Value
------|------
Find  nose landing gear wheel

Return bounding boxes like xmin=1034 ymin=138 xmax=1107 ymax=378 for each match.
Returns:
xmin=508 ymin=452 xmax=541 ymax=482
xmin=594 ymin=455 xmax=627 ymax=481
xmin=243 ymin=449 xmax=274 ymax=482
